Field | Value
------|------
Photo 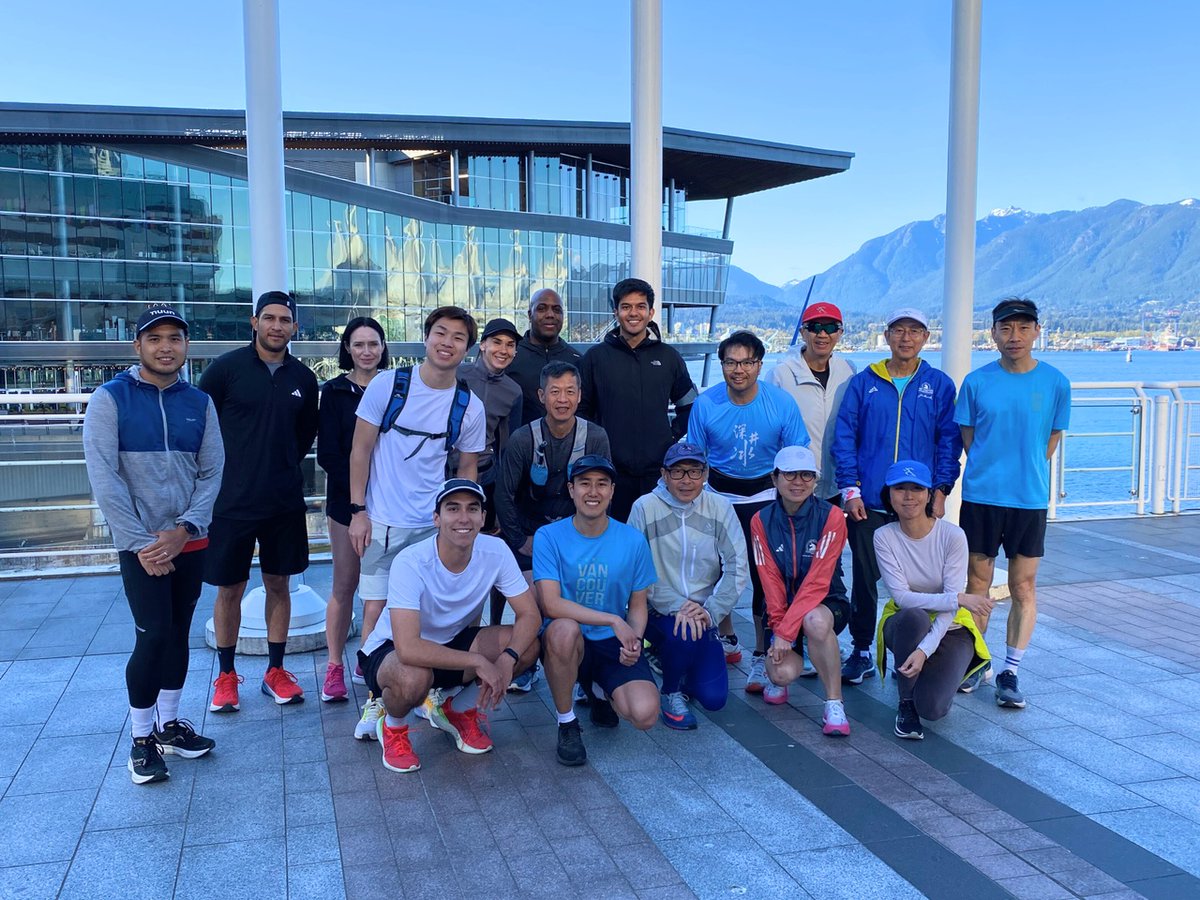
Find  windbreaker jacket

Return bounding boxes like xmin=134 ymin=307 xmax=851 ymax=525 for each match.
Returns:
xmin=578 ymin=321 xmax=698 ymax=477
xmin=750 ymin=495 xmax=848 ymax=645
xmin=626 ymin=482 xmax=749 ymax=621
xmin=831 ymin=359 xmax=962 ymax=509
xmin=508 ymin=332 xmax=582 ymax=424
xmin=317 ymin=373 xmax=365 ymax=526
xmin=450 ymin=355 xmax=522 ymax=481
xmin=83 ymin=366 xmax=224 ymax=552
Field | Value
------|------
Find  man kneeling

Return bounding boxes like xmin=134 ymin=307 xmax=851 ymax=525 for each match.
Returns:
xmin=534 ymin=455 xmax=659 ymax=766
xmin=357 ymin=479 xmax=540 ymax=773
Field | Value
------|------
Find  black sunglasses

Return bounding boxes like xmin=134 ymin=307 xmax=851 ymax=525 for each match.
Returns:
xmin=803 ymin=322 xmax=841 ymax=335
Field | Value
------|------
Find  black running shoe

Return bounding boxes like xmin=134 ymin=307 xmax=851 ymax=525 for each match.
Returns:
xmin=589 ymin=697 xmax=619 ymax=728
xmin=841 ymin=652 xmax=876 ymax=685
xmin=556 ymin=719 xmax=587 ymax=767
xmin=995 ymin=670 xmax=1027 ymax=709
xmin=154 ymin=718 xmax=216 ymax=759
xmin=128 ymin=736 xmax=169 ymax=785
xmin=894 ymin=699 xmax=924 ymax=740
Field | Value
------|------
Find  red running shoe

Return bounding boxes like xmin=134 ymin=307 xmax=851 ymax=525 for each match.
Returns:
xmin=377 ymin=718 xmax=420 ymax=773
xmin=261 ymin=667 xmax=305 ymax=705
xmin=430 ymin=697 xmax=493 ymax=754
xmin=209 ymin=670 xmax=243 ymax=713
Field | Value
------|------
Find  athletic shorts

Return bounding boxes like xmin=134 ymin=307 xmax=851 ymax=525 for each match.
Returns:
xmin=204 ymin=511 xmax=309 ymax=586
xmin=771 ymin=597 xmax=851 ymax=645
xmin=578 ymin=636 xmax=656 ymax=698
xmin=358 ymin=625 xmax=483 ymax=697
xmin=358 ymin=522 xmax=437 ymax=600
xmin=960 ymin=500 xmax=1047 ymax=560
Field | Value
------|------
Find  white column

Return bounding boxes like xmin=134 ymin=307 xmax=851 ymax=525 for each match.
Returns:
xmin=630 ymin=0 xmax=663 ymax=292
xmin=242 ymin=0 xmax=289 ymax=299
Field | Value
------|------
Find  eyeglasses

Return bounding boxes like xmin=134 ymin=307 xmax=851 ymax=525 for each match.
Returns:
xmin=666 ymin=467 xmax=706 ymax=481
xmin=803 ymin=322 xmax=841 ymax=335
xmin=777 ymin=470 xmax=817 ymax=483
xmin=888 ymin=326 xmax=927 ymax=338
xmin=720 ymin=358 xmax=762 ymax=370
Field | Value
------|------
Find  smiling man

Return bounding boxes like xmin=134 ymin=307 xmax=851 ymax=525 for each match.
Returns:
xmin=508 ymin=289 xmax=582 ymax=424
xmin=200 ymin=291 xmax=318 ymax=714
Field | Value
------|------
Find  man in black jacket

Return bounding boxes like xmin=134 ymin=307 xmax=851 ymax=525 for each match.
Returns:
xmin=579 ymin=278 xmax=697 ymax=521
xmin=200 ymin=291 xmax=319 ymax=713
xmin=507 ymin=289 xmax=582 ymax=424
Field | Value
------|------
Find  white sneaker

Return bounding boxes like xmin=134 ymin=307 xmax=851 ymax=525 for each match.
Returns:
xmin=354 ymin=695 xmax=385 ymax=741
xmin=415 ymin=688 xmax=446 ymax=725
xmin=745 ymin=654 xmax=769 ymax=694
xmin=822 ymin=699 xmax=850 ymax=736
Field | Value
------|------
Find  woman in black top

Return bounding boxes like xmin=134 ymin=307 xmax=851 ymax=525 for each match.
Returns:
xmin=317 ymin=317 xmax=388 ymax=702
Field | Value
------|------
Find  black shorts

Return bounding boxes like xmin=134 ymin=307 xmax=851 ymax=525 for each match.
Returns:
xmin=579 ymin=636 xmax=656 ymax=697
xmin=357 ymin=626 xmax=483 ymax=697
xmin=204 ymin=510 xmax=310 ymax=586
xmin=960 ymin=500 xmax=1047 ymax=560
xmin=771 ymin=597 xmax=851 ymax=644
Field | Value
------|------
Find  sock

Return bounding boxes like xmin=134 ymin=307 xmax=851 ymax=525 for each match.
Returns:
xmin=217 ymin=645 xmax=236 ymax=674
xmin=1004 ymin=646 xmax=1026 ymax=674
xmin=267 ymin=641 xmax=286 ymax=670
xmin=156 ymin=688 xmax=182 ymax=727
xmin=592 ymin=684 xmax=608 ymax=701
xmin=452 ymin=682 xmax=480 ymax=711
xmin=130 ymin=705 xmax=156 ymax=739
xmin=752 ymin=650 xmax=766 ymax=658
xmin=858 ymin=648 xmax=871 ymax=658
xmin=556 ymin=709 xmax=577 ymax=725
xmin=384 ymin=714 xmax=408 ymax=729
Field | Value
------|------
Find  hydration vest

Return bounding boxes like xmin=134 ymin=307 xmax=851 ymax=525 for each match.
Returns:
xmin=529 ymin=417 xmax=589 ymax=485
xmin=380 ymin=365 xmax=472 ymax=461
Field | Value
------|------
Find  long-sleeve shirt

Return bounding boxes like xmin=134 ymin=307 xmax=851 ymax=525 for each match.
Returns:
xmin=317 ymin=373 xmax=365 ymax=527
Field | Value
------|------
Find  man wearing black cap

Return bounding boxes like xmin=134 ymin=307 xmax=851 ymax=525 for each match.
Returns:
xmin=84 ymin=305 xmax=223 ymax=784
xmin=508 ymin=288 xmax=582 ymax=425
xmin=199 ymin=291 xmax=319 ymax=713
xmin=356 ymin=478 xmax=541 ymax=774
xmin=955 ymin=298 xmax=1070 ymax=709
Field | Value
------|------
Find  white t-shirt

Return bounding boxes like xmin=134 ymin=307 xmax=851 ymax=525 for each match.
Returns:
xmin=361 ymin=533 xmax=528 ymax=653
xmin=356 ymin=366 xmax=486 ymax=527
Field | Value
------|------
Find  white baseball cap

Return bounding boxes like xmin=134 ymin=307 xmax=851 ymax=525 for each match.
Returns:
xmin=773 ymin=445 xmax=819 ymax=477
xmin=886 ymin=307 xmax=929 ymax=329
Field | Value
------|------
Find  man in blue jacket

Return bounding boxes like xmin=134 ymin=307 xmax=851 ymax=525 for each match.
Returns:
xmin=831 ymin=308 xmax=962 ymax=684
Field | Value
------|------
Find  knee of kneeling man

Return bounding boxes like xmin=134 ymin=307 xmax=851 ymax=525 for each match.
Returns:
xmin=631 ymin=709 xmax=658 ymax=731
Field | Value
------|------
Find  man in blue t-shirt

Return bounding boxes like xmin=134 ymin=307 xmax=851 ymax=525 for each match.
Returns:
xmin=687 ymin=329 xmax=810 ymax=688
xmin=533 ymin=454 xmax=658 ymax=767
xmin=954 ymin=298 xmax=1071 ymax=710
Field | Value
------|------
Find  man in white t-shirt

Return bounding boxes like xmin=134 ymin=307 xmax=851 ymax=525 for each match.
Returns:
xmin=348 ymin=306 xmax=487 ymax=679
xmin=356 ymin=479 xmax=541 ymax=773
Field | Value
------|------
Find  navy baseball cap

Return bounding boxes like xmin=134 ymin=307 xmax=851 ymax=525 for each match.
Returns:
xmin=434 ymin=478 xmax=486 ymax=509
xmin=254 ymin=290 xmax=298 ymax=318
xmin=992 ymin=298 xmax=1039 ymax=324
xmin=884 ymin=460 xmax=933 ymax=489
xmin=569 ymin=454 xmax=617 ymax=481
xmin=663 ymin=442 xmax=707 ymax=467
xmin=481 ymin=317 xmax=520 ymax=342
xmin=135 ymin=305 xmax=188 ymax=336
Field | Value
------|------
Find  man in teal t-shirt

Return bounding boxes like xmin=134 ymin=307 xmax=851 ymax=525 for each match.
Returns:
xmin=954 ymin=298 xmax=1071 ymax=710
xmin=533 ymin=454 xmax=658 ymax=767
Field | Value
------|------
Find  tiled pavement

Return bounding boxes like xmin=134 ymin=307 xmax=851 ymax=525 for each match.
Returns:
xmin=2 ymin=515 xmax=1200 ymax=899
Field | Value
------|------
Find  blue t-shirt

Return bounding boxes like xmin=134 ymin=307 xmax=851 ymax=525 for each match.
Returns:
xmin=892 ymin=374 xmax=913 ymax=396
xmin=954 ymin=360 xmax=1071 ymax=509
xmin=687 ymin=381 xmax=809 ymax=478
xmin=532 ymin=517 xmax=657 ymax=641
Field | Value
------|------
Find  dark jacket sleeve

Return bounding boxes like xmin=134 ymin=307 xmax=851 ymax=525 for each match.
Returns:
xmin=496 ymin=428 xmax=532 ymax=550
xmin=198 ymin=357 xmax=225 ymax=416
xmin=932 ymin=373 xmax=964 ymax=489
xmin=317 ymin=382 xmax=350 ymax=491
xmin=297 ymin=373 xmax=320 ymax=461
xmin=670 ymin=350 xmax=697 ymax=439
xmin=577 ymin=350 xmax=597 ymax=422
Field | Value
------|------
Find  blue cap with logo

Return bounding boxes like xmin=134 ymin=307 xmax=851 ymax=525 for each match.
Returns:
xmin=434 ymin=477 xmax=486 ymax=509
xmin=569 ymin=454 xmax=617 ymax=481
xmin=883 ymin=459 xmax=933 ymax=489
xmin=663 ymin=442 xmax=707 ymax=467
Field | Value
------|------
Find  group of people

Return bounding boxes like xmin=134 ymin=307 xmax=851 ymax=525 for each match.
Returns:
xmin=83 ymin=278 xmax=1069 ymax=784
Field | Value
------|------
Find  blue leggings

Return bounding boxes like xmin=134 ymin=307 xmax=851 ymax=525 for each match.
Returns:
xmin=644 ymin=611 xmax=728 ymax=711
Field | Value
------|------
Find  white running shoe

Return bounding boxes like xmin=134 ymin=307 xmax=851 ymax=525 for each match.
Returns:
xmin=354 ymin=695 xmax=385 ymax=741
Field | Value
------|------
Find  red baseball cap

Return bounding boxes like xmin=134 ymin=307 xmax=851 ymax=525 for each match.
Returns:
xmin=801 ymin=302 xmax=843 ymax=324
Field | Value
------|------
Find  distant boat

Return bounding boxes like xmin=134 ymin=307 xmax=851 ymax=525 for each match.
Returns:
xmin=1126 ymin=348 xmax=1133 ymax=363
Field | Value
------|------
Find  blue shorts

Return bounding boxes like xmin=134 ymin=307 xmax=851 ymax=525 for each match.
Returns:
xmin=579 ymin=636 xmax=655 ymax=697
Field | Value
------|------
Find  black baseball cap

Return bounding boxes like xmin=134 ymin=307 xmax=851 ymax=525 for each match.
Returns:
xmin=992 ymin=298 xmax=1039 ymax=324
xmin=434 ymin=478 xmax=486 ymax=510
xmin=569 ymin=454 xmax=617 ymax=481
xmin=254 ymin=290 xmax=298 ymax=318
xmin=481 ymin=317 xmax=520 ymax=342
xmin=135 ymin=305 xmax=188 ymax=336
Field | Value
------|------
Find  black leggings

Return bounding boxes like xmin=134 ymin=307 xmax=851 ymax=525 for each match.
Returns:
xmin=119 ymin=548 xmax=205 ymax=709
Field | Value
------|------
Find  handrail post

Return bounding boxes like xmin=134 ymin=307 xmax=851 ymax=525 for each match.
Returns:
xmin=1152 ymin=394 xmax=1170 ymax=515
xmin=1048 ymin=440 xmax=1059 ymax=520
xmin=1169 ymin=386 xmax=1185 ymax=514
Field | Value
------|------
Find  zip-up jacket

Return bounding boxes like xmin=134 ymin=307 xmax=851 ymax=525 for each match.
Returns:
xmin=317 ymin=373 xmax=365 ymax=527
xmin=579 ymin=321 xmax=698 ymax=477
xmin=831 ymin=359 xmax=962 ymax=509
xmin=627 ymin=482 xmax=749 ymax=621
xmin=199 ymin=343 xmax=319 ymax=520
xmin=750 ymin=495 xmax=848 ymax=645
xmin=83 ymin=365 xmax=224 ymax=552
xmin=766 ymin=347 xmax=857 ymax=500
xmin=449 ymin=355 xmax=522 ymax=482
xmin=508 ymin=332 xmax=582 ymax=424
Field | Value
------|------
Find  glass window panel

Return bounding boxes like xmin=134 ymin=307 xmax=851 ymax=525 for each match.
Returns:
xmin=22 ymin=172 xmax=51 ymax=214
xmin=29 ymin=258 xmax=55 ymax=297
xmin=231 ymin=188 xmax=250 ymax=227
xmin=143 ymin=181 xmax=171 ymax=221
xmin=22 ymin=145 xmax=52 ymax=171
xmin=234 ymin=265 xmax=252 ymax=301
xmin=232 ymin=227 xmax=250 ymax=266
xmin=73 ymin=176 xmax=97 ymax=216
xmin=2 ymin=257 xmax=29 ymax=298
xmin=293 ymin=230 xmax=314 ymax=269
xmin=210 ymin=172 xmax=230 ymax=187
xmin=209 ymin=186 xmax=232 ymax=226
xmin=292 ymin=193 xmax=312 ymax=231
xmin=77 ymin=261 xmax=102 ymax=298
xmin=0 ymin=212 xmax=25 ymax=254
xmin=166 ymin=163 xmax=188 ymax=184
xmin=142 ymin=157 xmax=166 ymax=181
xmin=313 ymin=231 xmax=332 ymax=270
xmin=312 ymin=196 xmax=331 ymax=231
xmin=188 ymin=167 xmax=210 ymax=185
xmin=122 ymin=180 xmax=144 ymax=219
xmin=0 ymin=171 xmax=20 ymax=213
xmin=0 ymin=146 xmax=19 ymax=169
xmin=26 ymin=216 xmax=54 ymax=255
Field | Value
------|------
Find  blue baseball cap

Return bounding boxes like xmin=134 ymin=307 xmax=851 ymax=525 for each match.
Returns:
xmin=434 ymin=478 xmax=486 ymax=509
xmin=569 ymin=454 xmax=617 ymax=481
xmin=883 ymin=460 xmax=933 ymax=489
xmin=663 ymin=442 xmax=707 ymax=467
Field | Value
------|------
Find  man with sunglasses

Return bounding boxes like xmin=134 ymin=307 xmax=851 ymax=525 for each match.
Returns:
xmin=831 ymin=308 xmax=962 ymax=686
xmin=767 ymin=303 xmax=857 ymax=503
xmin=686 ymin=330 xmax=810 ymax=698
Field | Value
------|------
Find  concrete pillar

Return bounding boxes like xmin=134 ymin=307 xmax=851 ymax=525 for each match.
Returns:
xmin=630 ymin=0 xmax=663 ymax=290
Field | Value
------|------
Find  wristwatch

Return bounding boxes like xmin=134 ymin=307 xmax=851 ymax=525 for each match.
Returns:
xmin=178 ymin=520 xmax=199 ymax=537
xmin=349 ymin=503 xmax=367 ymax=515
xmin=502 ymin=647 xmax=520 ymax=664
xmin=936 ymin=484 xmax=953 ymax=497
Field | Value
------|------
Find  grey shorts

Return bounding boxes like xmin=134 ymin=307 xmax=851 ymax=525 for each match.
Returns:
xmin=358 ymin=521 xmax=436 ymax=600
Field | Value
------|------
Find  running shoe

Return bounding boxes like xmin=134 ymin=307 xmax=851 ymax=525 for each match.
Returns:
xmin=958 ymin=661 xmax=991 ymax=694
xmin=590 ymin=697 xmax=619 ymax=728
xmin=799 ymin=638 xmax=818 ymax=678
xmin=376 ymin=718 xmax=420 ymax=773
xmin=508 ymin=662 xmax=540 ymax=693
xmin=995 ymin=670 xmax=1027 ymax=709
xmin=763 ymin=682 xmax=789 ymax=705
xmin=721 ymin=633 xmax=744 ymax=665
xmin=659 ymin=692 xmax=698 ymax=730
xmin=128 ymin=735 xmax=169 ymax=785
xmin=154 ymin=718 xmax=216 ymax=758
xmin=262 ymin=666 xmax=305 ymax=705
xmin=745 ymin=653 xmax=768 ymax=694
xmin=351 ymin=663 xmax=366 ymax=685
xmin=429 ymin=697 xmax=492 ymax=754
xmin=321 ymin=663 xmax=348 ymax=703
xmin=355 ymin=695 xmax=385 ymax=741
xmin=573 ymin=683 xmax=591 ymax=707
xmin=209 ymin=670 xmax=243 ymax=713
xmin=645 ymin=647 xmax=663 ymax=677
xmin=415 ymin=688 xmax=444 ymax=723
xmin=894 ymin=699 xmax=924 ymax=740
xmin=822 ymin=699 xmax=850 ymax=736
xmin=841 ymin=652 xmax=876 ymax=685
xmin=556 ymin=719 xmax=587 ymax=767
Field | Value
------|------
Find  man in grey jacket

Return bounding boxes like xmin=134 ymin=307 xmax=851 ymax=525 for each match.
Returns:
xmin=83 ymin=305 xmax=224 ymax=785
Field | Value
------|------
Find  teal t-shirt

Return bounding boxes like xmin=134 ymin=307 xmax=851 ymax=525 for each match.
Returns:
xmin=954 ymin=360 xmax=1071 ymax=509
xmin=892 ymin=374 xmax=913 ymax=396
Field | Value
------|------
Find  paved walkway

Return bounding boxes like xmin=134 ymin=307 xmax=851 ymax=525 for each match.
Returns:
xmin=2 ymin=515 xmax=1200 ymax=899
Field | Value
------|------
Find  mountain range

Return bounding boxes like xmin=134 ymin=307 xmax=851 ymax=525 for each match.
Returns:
xmin=723 ymin=199 xmax=1200 ymax=332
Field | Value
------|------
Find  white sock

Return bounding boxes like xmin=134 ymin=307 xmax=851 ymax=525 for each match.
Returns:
xmin=556 ymin=710 xmax=577 ymax=725
xmin=156 ymin=688 xmax=182 ymax=727
xmin=130 ymin=705 xmax=156 ymax=739
xmin=1004 ymin=646 xmax=1026 ymax=674
xmin=858 ymin=648 xmax=871 ymax=658
xmin=452 ymin=682 xmax=480 ymax=711
xmin=384 ymin=714 xmax=408 ymax=729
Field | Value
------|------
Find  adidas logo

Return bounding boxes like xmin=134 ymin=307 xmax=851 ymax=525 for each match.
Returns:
xmin=291 ymin=389 xmax=302 ymax=398
xmin=650 ymin=360 xmax=662 ymax=366
xmin=867 ymin=385 xmax=878 ymax=394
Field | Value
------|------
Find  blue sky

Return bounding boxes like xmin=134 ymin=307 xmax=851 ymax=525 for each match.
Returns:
xmin=6 ymin=1 xmax=1197 ymax=285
